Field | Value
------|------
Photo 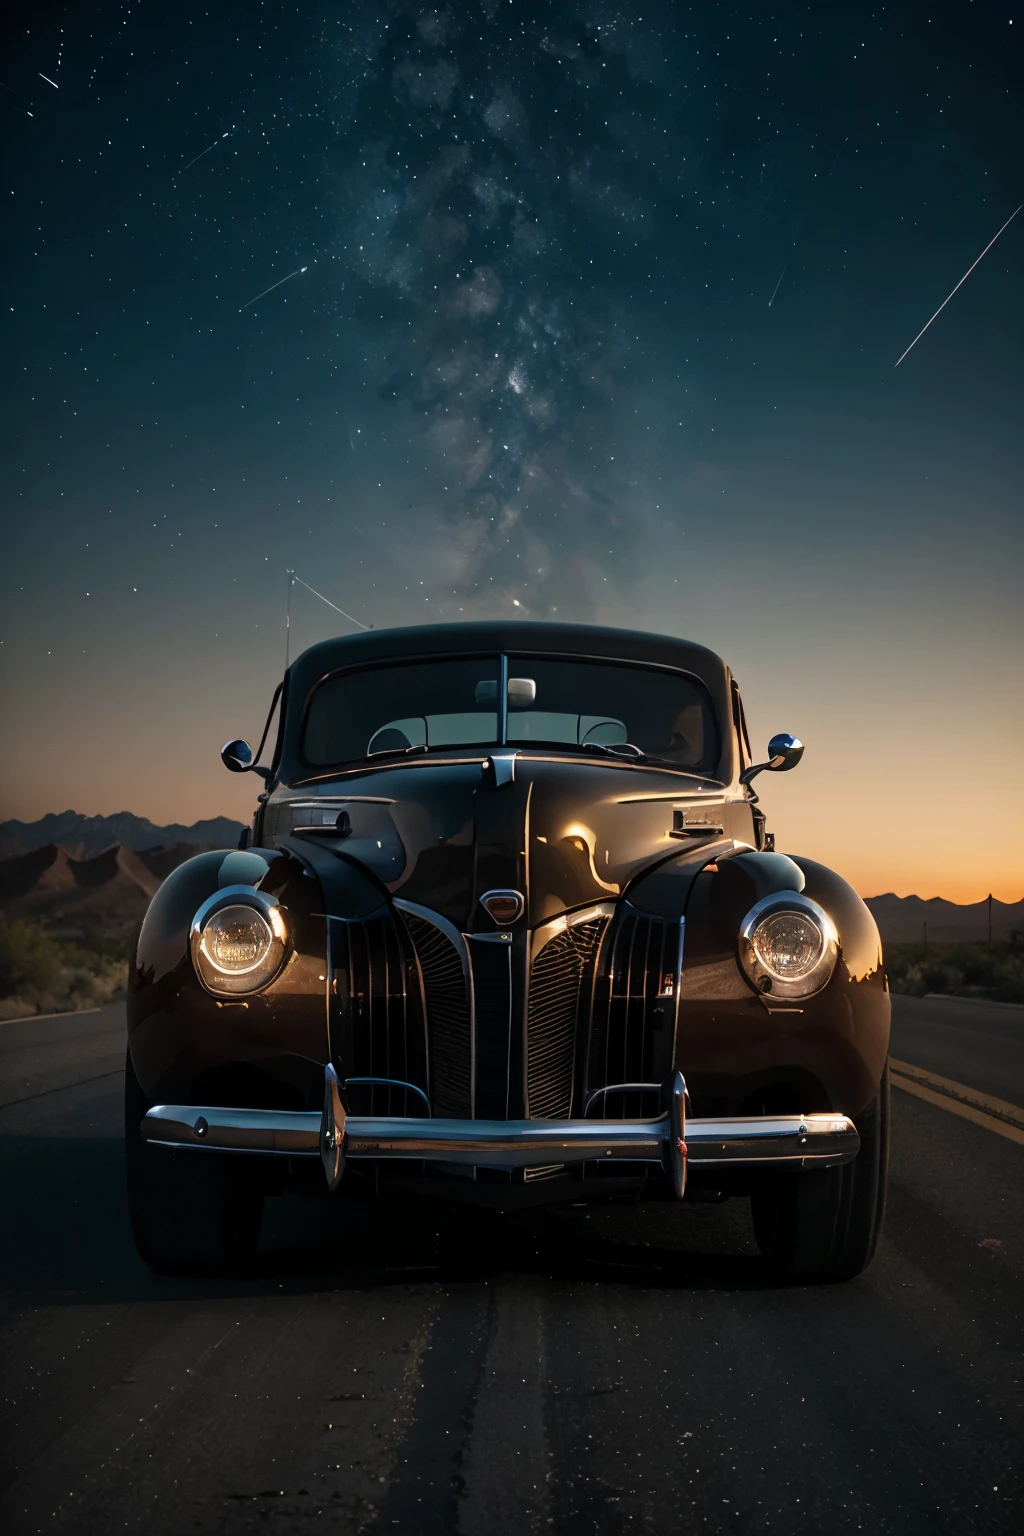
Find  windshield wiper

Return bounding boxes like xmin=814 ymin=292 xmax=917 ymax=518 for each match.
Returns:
xmin=366 ymin=743 xmax=430 ymax=760
xmin=578 ymin=742 xmax=647 ymax=760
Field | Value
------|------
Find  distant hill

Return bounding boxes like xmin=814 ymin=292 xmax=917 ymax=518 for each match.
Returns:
xmin=865 ymin=893 xmax=1024 ymax=945
xmin=0 ymin=811 xmax=245 ymax=861
xmin=0 ymin=841 xmax=210 ymax=939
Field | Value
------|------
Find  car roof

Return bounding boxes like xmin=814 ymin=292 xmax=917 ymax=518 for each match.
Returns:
xmin=286 ymin=620 xmax=729 ymax=694
xmin=275 ymin=621 xmax=738 ymax=785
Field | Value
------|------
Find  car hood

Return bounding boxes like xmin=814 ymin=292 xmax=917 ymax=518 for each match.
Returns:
xmin=270 ymin=755 xmax=748 ymax=929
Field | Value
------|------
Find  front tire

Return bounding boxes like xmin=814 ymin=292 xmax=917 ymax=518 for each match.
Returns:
xmin=750 ymin=1062 xmax=889 ymax=1281
xmin=125 ymin=1049 xmax=264 ymax=1276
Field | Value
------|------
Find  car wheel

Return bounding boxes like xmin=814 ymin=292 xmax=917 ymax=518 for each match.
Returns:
xmin=750 ymin=1061 xmax=889 ymax=1281
xmin=124 ymin=1049 xmax=264 ymax=1276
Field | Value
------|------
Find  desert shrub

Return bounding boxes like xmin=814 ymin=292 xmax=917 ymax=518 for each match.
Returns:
xmin=885 ymin=940 xmax=1024 ymax=1003
xmin=992 ymin=952 xmax=1024 ymax=1003
xmin=0 ymin=918 xmax=63 ymax=997
xmin=0 ymin=917 xmax=129 ymax=1016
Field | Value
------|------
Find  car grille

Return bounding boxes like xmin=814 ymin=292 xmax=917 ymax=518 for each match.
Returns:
xmin=526 ymin=917 xmax=608 ymax=1120
xmin=586 ymin=909 xmax=683 ymax=1119
xmin=400 ymin=912 xmax=472 ymax=1118
xmin=328 ymin=910 xmax=429 ymax=1117
xmin=330 ymin=904 xmax=681 ymax=1125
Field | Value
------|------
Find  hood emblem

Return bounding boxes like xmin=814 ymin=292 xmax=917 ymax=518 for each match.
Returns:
xmin=480 ymin=889 xmax=523 ymax=926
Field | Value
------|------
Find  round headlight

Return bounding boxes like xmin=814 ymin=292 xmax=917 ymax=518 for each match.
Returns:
xmin=738 ymin=893 xmax=838 ymax=1000
xmin=752 ymin=911 xmax=824 ymax=980
xmin=201 ymin=905 xmax=274 ymax=973
xmin=190 ymin=887 xmax=288 ymax=995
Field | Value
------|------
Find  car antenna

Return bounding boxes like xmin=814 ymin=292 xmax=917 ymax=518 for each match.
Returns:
xmin=284 ymin=569 xmax=372 ymax=669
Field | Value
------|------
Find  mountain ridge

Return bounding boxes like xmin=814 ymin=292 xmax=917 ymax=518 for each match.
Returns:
xmin=861 ymin=890 xmax=1024 ymax=943
xmin=0 ymin=810 xmax=246 ymax=861
xmin=0 ymin=841 xmax=211 ymax=937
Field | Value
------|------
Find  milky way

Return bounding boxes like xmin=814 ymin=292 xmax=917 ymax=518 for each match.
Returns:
xmin=319 ymin=4 xmax=730 ymax=613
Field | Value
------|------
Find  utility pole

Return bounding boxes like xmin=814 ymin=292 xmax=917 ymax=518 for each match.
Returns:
xmin=284 ymin=569 xmax=294 ymax=671
xmin=988 ymin=893 xmax=993 ymax=951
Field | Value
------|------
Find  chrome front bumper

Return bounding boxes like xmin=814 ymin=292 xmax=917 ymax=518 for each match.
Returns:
xmin=140 ymin=1068 xmax=860 ymax=1200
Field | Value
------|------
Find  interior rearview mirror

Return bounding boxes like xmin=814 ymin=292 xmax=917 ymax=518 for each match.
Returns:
xmin=507 ymin=677 xmax=537 ymax=706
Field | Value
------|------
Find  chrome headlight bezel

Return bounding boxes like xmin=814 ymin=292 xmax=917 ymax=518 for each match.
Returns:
xmin=189 ymin=885 xmax=289 ymax=996
xmin=738 ymin=891 xmax=838 ymax=1000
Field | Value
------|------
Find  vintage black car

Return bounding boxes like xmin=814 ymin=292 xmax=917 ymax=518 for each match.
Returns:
xmin=126 ymin=621 xmax=890 ymax=1279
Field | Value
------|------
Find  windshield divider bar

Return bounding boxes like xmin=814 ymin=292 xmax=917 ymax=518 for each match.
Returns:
xmin=499 ymin=653 xmax=509 ymax=745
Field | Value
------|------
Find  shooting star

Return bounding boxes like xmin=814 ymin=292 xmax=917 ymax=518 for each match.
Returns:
xmin=0 ymin=82 xmax=34 ymax=116
xmin=38 ymin=72 xmax=59 ymax=89
xmin=895 ymin=204 xmax=1023 ymax=367
xmin=239 ymin=266 xmax=308 ymax=312
xmin=176 ymin=128 xmax=234 ymax=176
xmin=828 ymin=136 xmax=849 ymax=176
xmin=768 ymin=262 xmax=789 ymax=307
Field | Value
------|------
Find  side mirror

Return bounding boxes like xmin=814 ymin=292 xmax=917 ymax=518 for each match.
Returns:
xmin=221 ymin=739 xmax=253 ymax=773
xmin=766 ymin=732 xmax=804 ymax=772
xmin=221 ymin=738 xmax=272 ymax=780
xmin=740 ymin=733 xmax=804 ymax=788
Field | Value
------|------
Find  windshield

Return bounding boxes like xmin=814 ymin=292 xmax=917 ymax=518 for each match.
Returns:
xmin=302 ymin=654 xmax=719 ymax=773
xmin=505 ymin=655 xmax=717 ymax=769
xmin=303 ymin=658 xmax=500 ymax=765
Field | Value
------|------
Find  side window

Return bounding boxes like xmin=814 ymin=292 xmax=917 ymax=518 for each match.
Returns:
xmin=731 ymin=679 xmax=752 ymax=770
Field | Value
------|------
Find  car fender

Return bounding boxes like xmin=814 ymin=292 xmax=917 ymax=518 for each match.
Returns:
xmin=128 ymin=845 xmax=338 ymax=1109
xmin=627 ymin=845 xmax=889 ymax=1118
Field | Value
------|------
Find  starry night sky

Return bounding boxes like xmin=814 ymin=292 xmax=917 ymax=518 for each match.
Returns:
xmin=1 ymin=2 xmax=1021 ymax=900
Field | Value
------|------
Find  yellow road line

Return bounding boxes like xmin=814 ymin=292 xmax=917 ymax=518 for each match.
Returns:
xmin=890 ymin=1058 xmax=1024 ymax=1129
xmin=891 ymin=1073 xmax=1024 ymax=1145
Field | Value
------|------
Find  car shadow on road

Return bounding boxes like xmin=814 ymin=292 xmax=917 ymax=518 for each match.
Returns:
xmin=1 ymin=1133 xmax=790 ymax=1307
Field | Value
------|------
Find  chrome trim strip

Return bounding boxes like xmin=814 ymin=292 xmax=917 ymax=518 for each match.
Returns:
xmin=530 ymin=902 xmax=616 ymax=963
xmin=347 ymin=1076 xmax=432 ymax=1115
xmin=305 ymin=757 xmax=492 ymax=781
xmin=392 ymin=900 xmax=471 ymax=982
xmin=614 ymin=791 xmax=726 ymax=803
xmin=284 ymin=796 xmax=396 ymax=807
xmin=672 ymin=914 xmax=685 ymax=1062
xmin=142 ymin=1103 xmax=860 ymax=1173
xmin=584 ymin=1081 xmax=663 ymax=1115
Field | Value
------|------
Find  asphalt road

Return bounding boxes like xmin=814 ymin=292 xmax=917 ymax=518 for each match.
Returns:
xmin=1 ymin=996 xmax=1022 ymax=1535
xmin=890 ymin=993 xmax=1024 ymax=1107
